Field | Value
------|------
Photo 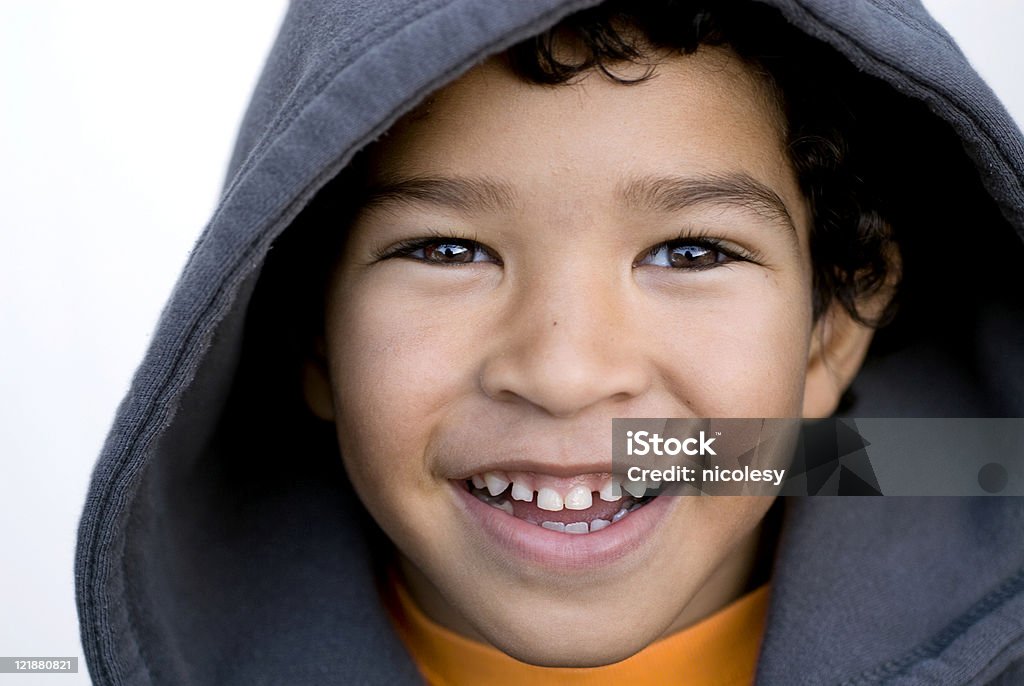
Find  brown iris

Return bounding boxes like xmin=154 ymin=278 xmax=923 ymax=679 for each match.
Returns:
xmin=423 ymin=242 xmax=474 ymax=263
xmin=668 ymin=245 xmax=718 ymax=268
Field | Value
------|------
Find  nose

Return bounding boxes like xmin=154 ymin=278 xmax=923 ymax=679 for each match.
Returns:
xmin=479 ymin=272 xmax=651 ymax=418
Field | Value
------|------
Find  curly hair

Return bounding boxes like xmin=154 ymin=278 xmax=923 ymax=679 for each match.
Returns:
xmin=505 ymin=0 xmax=900 ymax=326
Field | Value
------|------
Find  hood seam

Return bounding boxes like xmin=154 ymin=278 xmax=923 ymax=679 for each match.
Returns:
xmin=179 ymin=0 xmax=452 ymax=289
xmin=863 ymin=0 xmax=959 ymax=55
xmin=220 ymin=0 xmax=452 ymax=202
xmin=839 ymin=566 xmax=1024 ymax=685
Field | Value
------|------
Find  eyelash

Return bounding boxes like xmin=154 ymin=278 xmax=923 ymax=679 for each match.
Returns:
xmin=375 ymin=231 xmax=758 ymax=270
xmin=638 ymin=234 xmax=756 ymax=271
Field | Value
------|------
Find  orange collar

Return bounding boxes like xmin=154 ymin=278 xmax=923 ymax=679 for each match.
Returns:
xmin=385 ymin=574 xmax=769 ymax=686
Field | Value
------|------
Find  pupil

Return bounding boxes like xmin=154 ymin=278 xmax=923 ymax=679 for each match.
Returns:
xmin=669 ymin=245 xmax=714 ymax=268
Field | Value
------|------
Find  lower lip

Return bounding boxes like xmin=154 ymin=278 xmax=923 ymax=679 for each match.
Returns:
xmin=452 ymin=482 xmax=675 ymax=571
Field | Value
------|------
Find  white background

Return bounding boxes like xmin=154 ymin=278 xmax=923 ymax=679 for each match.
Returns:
xmin=1 ymin=1 xmax=1021 ymax=683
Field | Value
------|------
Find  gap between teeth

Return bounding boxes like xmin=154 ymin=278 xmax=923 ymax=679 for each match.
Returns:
xmin=467 ymin=471 xmax=655 ymax=533
xmin=472 ymin=471 xmax=631 ymax=511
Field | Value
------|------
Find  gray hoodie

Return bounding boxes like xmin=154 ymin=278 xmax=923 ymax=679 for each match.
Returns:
xmin=76 ymin=0 xmax=1024 ymax=683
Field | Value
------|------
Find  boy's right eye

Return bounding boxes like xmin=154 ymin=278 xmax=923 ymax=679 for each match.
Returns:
xmin=385 ymin=237 xmax=500 ymax=265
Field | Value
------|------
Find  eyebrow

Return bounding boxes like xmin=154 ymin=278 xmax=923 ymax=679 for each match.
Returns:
xmin=619 ymin=172 xmax=797 ymax=235
xmin=359 ymin=171 xmax=797 ymax=235
xmin=360 ymin=175 xmax=520 ymax=214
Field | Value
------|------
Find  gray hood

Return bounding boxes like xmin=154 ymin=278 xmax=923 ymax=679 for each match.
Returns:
xmin=76 ymin=0 xmax=1024 ymax=684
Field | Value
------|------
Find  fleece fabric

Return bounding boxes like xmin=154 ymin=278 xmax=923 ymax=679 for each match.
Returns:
xmin=76 ymin=0 xmax=1024 ymax=684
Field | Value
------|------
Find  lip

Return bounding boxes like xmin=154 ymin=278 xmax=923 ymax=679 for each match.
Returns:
xmin=451 ymin=479 xmax=676 ymax=571
xmin=450 ymin=460 xmax=619 ymax=481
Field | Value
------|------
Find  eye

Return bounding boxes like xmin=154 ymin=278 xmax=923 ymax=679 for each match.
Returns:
xmin=385 ymin=237 xmax=499 ymax=265
xmin=637 ymin=238 xmax=739 ymax=270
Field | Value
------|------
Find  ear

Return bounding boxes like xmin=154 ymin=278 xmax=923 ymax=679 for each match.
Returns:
xmin=302 ymin=336 xmax=336 ymax=421
xmin=804 ymin=239 xmax=901 ymax=418
xmin=802 ymin=306 xmax=876 ymax=418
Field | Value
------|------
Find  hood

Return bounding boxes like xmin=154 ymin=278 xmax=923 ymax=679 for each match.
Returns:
xmin=76 ymin=0 xmax=1024 ymax=684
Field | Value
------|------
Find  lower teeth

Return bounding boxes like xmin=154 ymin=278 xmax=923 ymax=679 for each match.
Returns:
xmin=493 ymin=500 xmax=514 ymax=516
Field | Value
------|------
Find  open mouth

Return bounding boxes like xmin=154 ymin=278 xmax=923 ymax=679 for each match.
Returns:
xmin=462 ymin=471 xmax=655 ymax=534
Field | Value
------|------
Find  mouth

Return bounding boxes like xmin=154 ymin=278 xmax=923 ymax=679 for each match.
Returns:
xmin=462 ymin=471 xmax=656 ymax=535
xmin=450 ymin=467 xmax=672 ymax=571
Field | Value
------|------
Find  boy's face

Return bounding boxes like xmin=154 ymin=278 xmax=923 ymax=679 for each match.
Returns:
xmin=310 ymin=47 xmax=833 ymax=666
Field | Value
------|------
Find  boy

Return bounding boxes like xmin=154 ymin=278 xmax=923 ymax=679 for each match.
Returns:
xmin=77 ymin=0 xmax=1024 ymax=684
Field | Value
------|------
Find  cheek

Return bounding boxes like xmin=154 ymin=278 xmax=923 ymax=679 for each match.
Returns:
xmin=323 ymin=273 xmax=483 ymax=489
xmin=650 ymin=272 xmax=813 ymax=416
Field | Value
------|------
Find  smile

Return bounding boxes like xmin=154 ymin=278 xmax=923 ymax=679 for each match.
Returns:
xmin=451 ymin=467 xmax=674 ymax=571
xmin=463 ymin=471 xmax=657 ymax=535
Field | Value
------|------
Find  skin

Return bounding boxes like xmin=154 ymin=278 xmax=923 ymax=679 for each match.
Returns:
xmin=305 ymin=46 xmax=881 ymax=666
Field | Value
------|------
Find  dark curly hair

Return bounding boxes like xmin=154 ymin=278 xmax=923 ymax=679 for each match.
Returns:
xmin=505 ymin=0 xmax=900 ymax=326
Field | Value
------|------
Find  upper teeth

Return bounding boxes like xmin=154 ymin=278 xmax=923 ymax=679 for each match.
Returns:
xmin=599 ymin=479 xmax=621 ymax=502
xmin=537 ymin=487 xmax=563 ymax=511
xmin=622 ymin=479 xmax=647 ymax=499
xmin=473 ymin=471 xmax=627 ymax=512
xmin=564 ymin=485 xmax=592 ymax=510
xmin=511 ymin=481 xmax=534 ymax=502
xmin=484 ymin=473 xmax=511 ymax=497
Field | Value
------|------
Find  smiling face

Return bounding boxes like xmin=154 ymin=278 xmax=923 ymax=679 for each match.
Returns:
xmin=305 ymin=46 xmax=862 ymax=666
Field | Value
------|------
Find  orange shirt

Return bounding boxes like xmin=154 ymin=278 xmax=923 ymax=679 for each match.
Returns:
xmin=385 ymin=575 xmax=769 ymax=686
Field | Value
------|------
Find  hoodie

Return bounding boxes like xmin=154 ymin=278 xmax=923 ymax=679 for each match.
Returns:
xmin=76 ymin=0 xmax=1024 ymax=684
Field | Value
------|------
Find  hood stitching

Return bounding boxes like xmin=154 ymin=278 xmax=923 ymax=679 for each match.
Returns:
xmin=863 ymin=0 xmax=960 ymax=54
xmin=174 ymin=0 xmax=452 ymax=294
xmin=839 ymin=567 xmax=1024 ymax=685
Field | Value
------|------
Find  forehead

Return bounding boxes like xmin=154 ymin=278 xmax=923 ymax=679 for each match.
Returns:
xmin=365 ymin=46 xmax=804 ymax=233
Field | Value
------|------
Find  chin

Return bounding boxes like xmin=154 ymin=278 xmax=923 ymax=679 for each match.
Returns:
xmin=480 ymin=616 xmax=662 ymax=668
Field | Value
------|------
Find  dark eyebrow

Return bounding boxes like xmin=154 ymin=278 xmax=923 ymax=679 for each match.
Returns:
xmin=619 ymin=172 xmax=797 ymax=235
xmin=360 ymin=175 xmax=520 ymax=214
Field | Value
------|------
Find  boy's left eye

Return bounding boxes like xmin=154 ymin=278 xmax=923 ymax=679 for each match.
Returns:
xmin=637 ymin=239 xmax=739 ymax=270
